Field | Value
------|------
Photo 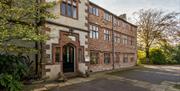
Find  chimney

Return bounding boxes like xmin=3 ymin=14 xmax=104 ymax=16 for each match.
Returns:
xmin=119 ymin=14 xmax=127 ymax=20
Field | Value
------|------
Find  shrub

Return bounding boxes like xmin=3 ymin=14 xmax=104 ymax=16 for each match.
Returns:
xmin=0 ymin=54 xmax=29 ymax=91
xmin=150 ymin=48 xmax=167 ymax=65
xmin=172 ymin=45 xmax=180 ymax=64
xmin=0 ymin=74 xmax=22 ymax=91
xmin=137 ymin=50 xmax=146 ymax=64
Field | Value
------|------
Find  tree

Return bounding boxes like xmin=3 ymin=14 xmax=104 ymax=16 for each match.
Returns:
xmin=134 ymin=9 xmax=179 ymax=63
xmin=0 ymin=0 xmax=56 ymax=77
xmin=0 ymin=0 xmax=55 ymax=52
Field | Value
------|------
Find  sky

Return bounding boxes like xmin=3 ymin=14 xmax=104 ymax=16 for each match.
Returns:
xmin=90 ymin=0 xmax=180 ymax=23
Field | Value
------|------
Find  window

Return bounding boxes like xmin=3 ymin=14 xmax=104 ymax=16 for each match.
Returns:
xmin=115 ymin=53 xmax=120 ymax=63
xmin=123 ymin=54 xmax=128 ymax=63
xmin=61 ymin=0 xmax=78 ymax=19
xmin=117 ymin=20 xmax=119 ymax=26
xmin=130 ymin=57 xmax=134 ymax=62
xmin=89 ymin=6 xmax=99 ymax=16
xmin=114 ymin=32 xmax=121 ymax=43
xmin=89 ymin=24 xmax=99 ymax=39
xmin=53 ymin=47 xmax=60 ymax=63
xmin=122 ymin=35 xmax=128 ymax=45
xmin=90 ymin=51 xmax=99 ymax=64
xmin=61 ymin=2 xmax=66 ymax=15
xmin=104 ymin=12 xmax=112 ymax=21
xmin=130 ymin=37 xmax=134 ymax=46
xmin=79 ymin=47 xmax=84 ymax=63
xmin=104 ymin=29 xmax=110 ymax=41
xmin=113 ymin=18 xmax=118 ymax=26
xmin=104 ymin=53 xmax=110 ymax=64
xmin=122 ymin=22 xmax=126 ymax=30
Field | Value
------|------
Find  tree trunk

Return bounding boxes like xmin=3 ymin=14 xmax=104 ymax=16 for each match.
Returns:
xmin=145 ymin=47 xmax=150 ymax=64
xmin=35 ymin=42 xmax=39 ymax=76
xmin=39 ymin=42 xmax=44 ymax=78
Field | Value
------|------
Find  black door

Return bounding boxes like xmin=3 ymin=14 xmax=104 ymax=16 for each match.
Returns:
xmin=63 ymin=44 xmax=75 ymax=73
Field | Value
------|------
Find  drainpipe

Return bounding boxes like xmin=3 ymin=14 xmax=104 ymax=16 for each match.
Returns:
xmin=112 ymin=16 xmax=115 ymax=70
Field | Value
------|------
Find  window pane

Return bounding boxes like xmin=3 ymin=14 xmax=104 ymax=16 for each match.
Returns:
xmin=90 ymin=52 xmax=98 ymax=64
xmin=72 ymin=6 xmax=77 ymax=18
xmin=96 ymin=31 xmax=99 ymax=39
xmin=73 ymin=1 xmax=76 ymax=6
xmin=96 ymin=8 xmax=99 ymax=16
xmin=61 ymin=2 xmax=66 ymax=15
xmin=67 ymin=4 xmax=72 ymax=17
xmin=93 ymin=7 xmax=96 ymax=15
xmin=93 ymin=31 xmax=95 ymax=38
xmin=89 ymin=6 xmax=92 ymax=13
xmin=96 ymin=26 xmax=98 ymax=31
xmin=93 ymin=26 xmax=96 ymax=30
xmin=79 ymin=48 xmax=84 ymax=63
xmin=104 ymin=53 xmax=110 ymax=64
xmin=89 ymin=25 xmax=92 ymax=30
xmin=90 ymin=31 xmax=92 ymax=38
xmin=55 ymin=47 xmax=60 ymax=62
xmin=67 ymin=0 xmax=71 ymax=4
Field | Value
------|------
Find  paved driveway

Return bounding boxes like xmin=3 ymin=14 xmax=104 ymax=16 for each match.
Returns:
xmin=49 ymin=65 xmax=180 ymax=91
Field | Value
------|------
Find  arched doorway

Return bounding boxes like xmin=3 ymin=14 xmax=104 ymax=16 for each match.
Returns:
xmin=63 ymin=44 xmax=76 ymax=73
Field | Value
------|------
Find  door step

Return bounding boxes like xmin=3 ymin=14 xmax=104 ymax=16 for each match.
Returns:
xmin=64 ymin=72 xmax=78 ymax=79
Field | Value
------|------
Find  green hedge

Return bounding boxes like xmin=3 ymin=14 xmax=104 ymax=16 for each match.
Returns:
xmin=150 ymin=48 xmax=167 ymax=65
xmin=0 ymin=54 xmax=29 ymax=91
xmin=138 ymin=45 xmax=180 ymax=65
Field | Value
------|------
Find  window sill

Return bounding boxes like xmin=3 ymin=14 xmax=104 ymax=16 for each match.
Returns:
xmin=61 ymin=14 xmax=78 ymax=20
xmin=89 ymin=13 xmax=99 ymax=17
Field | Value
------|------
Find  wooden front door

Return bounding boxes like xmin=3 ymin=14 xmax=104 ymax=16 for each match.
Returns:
xmin=63 ymin=44 xmax=75 ymax=73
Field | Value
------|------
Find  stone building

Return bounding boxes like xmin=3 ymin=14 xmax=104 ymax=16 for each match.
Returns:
xmin=43 ymin=0 xmax=137 ymax=80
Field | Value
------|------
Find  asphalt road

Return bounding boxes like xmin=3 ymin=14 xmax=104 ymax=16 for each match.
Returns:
xmin=50 ymin=65 xmax=180 ymax=91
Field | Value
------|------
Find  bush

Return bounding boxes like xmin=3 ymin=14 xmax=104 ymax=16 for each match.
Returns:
xmin=0 ymin=74 xmax=22 ymax=91
xmin=150 ymin=48 xmax=167 ymax=65
xmin=172 ymin=45 xmax=180 ymax=64
xmin=137 ymin=50 xmax=146 ymax=64
xmin=0 ymin=54 xmax=29 ymax=91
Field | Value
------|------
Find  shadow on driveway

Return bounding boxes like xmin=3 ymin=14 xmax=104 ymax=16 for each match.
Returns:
xmin=109 ymin=67 xmax=180 ymax=84
xmin=51 ymin=78 xmax=149 ymax=91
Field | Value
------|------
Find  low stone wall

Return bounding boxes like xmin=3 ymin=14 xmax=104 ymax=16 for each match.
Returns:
xmin=45 ymin=64 xmax=61 ymax=81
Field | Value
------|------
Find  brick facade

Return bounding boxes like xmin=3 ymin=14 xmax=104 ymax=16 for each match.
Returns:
xmin=88 ymin=2 xmax=137 ymax=72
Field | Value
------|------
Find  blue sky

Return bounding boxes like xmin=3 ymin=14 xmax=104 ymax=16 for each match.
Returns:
xmin=90 ymin=0 xmax=180 ymax=22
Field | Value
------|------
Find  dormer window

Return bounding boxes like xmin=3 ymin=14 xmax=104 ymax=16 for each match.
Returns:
xmin=61 ymin=0 xmax=78 ymax=19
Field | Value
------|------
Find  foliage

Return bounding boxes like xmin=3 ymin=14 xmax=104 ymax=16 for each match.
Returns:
xmin=0 ymin=0 xmax=56 ymax=53
xmin=172 ymin=45 xmax=180 ymax=64
xmin=137 ymin=50 xmax=146 ymax=64
xmin=0 ymin=54 xmax=31 ymax=91
xmin=160 ymin=42 xmax=178 ymax=64
xmin=138 ymin=44 xmax=180 ymax=65
xmin=149 ymin=48 xmax=167 ymax=64
xmin=0 ymin=74 xmax=22 ymax=91
xmin=0 ymin=0 xmax=56 ymax=90
xmin=134 ymin=9 xmax=179 ymax=63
